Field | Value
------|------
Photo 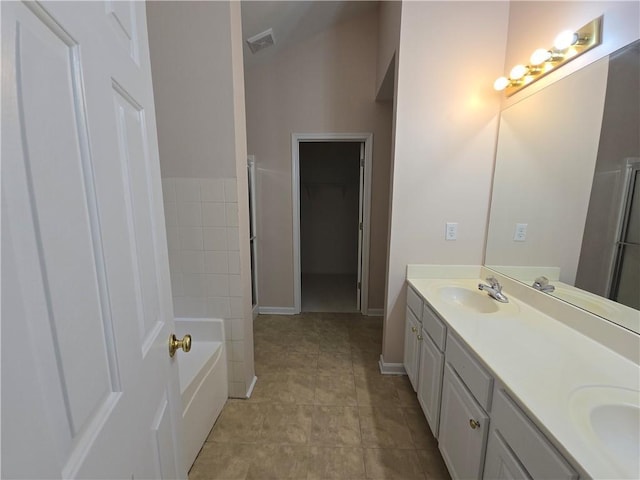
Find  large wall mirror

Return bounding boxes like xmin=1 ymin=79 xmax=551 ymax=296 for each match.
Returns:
xmin=485 ymin=40 xmax=639 ymax=334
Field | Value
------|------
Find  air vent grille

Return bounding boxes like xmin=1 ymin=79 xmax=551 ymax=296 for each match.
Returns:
xmin=246 ymin=28 xmax=275 ymax=54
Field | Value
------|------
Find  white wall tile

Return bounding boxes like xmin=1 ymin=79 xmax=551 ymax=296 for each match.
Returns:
xmin=207 ymin=297 xmax=231 ymax=318
xmin=173 ymin=296 xmax=207 ymax=317
xmin=161 ymin=178 xmax=176 ymax=204
xmin=228 ymin=251 xmax=240 ymax=274
xmin=203 ymin=227 xmax=227 ymax=251
xmin=174 ymin=178 xmax=201 ymax=202
xmin=178 ymin=227 xmax=204 ymax=251
xmin=229 ymin=274 xmax=242 ymax=297
xmin=230 ymin=381 xmax=246 ymax=398
xmin=164 ymin=202 xmax=178 ymax=226
xmin=180 ymin=251 xmax=204 ymax=273
xmin=224 ymin=319 xmax=233 ymax=339
xmin=168 ymin=252 xmax=181 ymax=273
xmin=205 ymin=274 xmax=229 ymax=297
xmin=231 ymin=341 xmax=245 ymax=362
xmin=231 ymin=318 xmax=245 ymax=340
xmin=170 ymin=272 xmax=184 ymax=297
xmin=201 ymin=178 xmax=225 ymax=203
xmin=224 ymin=178 xmax=237 ymax=203
xmin=202 ymin=202 xmax=226 ymax=227
xmin=229 ymin=297 xmax=243 ymax=319
xmin=225 ymin=203 xmax=239 ymax=227
xmin=226 ymin=227 xmax=240 ymax=251
xmin=177 ymin=201 xmax=203 ymax=227
xmin=166 ymin=224 xmax=180 ymax=251
xmin=204 ymin=251 xmax=228 ymax=274
xmin=231 ymin=361 xmax=245 ymax=380
xmin=182 ymin=274 xmax=205 ymax=297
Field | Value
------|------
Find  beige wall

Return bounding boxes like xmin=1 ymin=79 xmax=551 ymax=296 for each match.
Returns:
xmin=376 ymin=1 xmax=401 ymax=95
xmin=245 ymin=7 xmax=392 ymax=311
xmin=383 ymin=1 xmax=510 ymax=364
xmin=147 ymin=1 xmax=237 ymax=178
xmin=147 ymin=1 xmax=255 ymax=398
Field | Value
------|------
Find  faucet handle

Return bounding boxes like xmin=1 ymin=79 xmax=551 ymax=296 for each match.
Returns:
xmin=486 ymin=276 xmax=501 ymax=291
xmin=533 ymin=276 xmax=549 ymax=288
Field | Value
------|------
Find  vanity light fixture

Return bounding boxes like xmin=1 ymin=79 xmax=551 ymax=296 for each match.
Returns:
xmin=494 ymin=16 xmax=603 ymax=96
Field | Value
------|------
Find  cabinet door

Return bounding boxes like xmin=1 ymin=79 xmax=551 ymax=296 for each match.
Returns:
xmin=417 ymin=329 xmax=444 ymax=437
xmin=404 ymin=307 xmax=421 ymax=391
xmin=484 ymin=430 xmax=532 ymax=480
xmin=439 ymin=364 xmax=490 ymax=480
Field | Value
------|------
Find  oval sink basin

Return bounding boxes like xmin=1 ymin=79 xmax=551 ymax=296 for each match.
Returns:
xmin=438 ymin=286 xmax=500 ymax=313
xmin=569 ymin=386 xmax=640 ymax=478
xmin=551 ymin=288 xmax=620 ymax=318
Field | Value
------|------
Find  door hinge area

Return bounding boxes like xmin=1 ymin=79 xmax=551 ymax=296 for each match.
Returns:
xmin=357 ymin=281 xmax=361 ymax=290
xmin=359 ymin=222 xmax=363 ymax=231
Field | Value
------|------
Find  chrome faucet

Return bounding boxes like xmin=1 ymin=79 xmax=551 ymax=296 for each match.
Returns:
xmin=478 ymin=276 xmax=509 ymax=303
xmin=532 ymin=276 xmax=555 ymax=293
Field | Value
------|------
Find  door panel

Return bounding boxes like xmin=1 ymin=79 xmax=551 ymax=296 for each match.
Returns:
xmin=1 ymin=1 xmax=184 ymax=478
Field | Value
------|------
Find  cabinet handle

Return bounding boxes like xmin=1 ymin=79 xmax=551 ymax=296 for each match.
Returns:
xmin=417 ymin=334 xmax=423 ymax=340
xmin=469 ymin=419 xmax=480 ymax=430
xmin=411 ymin=326 xmax=417 ymax=332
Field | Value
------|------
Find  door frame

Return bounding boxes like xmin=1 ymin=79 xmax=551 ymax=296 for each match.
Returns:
xmin=291 ymin=132 xmax=373 ymax=314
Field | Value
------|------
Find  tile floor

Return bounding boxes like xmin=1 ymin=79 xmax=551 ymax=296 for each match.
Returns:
xmin=189 ymin=313 xmax=451 ymax=480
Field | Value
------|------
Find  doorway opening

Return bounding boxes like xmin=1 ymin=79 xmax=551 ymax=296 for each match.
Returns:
xmin=292 ymin=133 xmax=373 ymax=314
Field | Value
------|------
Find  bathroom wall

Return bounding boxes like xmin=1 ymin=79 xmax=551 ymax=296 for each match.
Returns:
xmin=244 ymin=7 xmax=392 ymax=313
xmin=147 ymin=1 xmax=254 ymax=398
xmin=382 ymin=1 xmax=510 ymax=365
xmin=376 ymin=1 xmax=401 ymax=95
xmin=383 ymin=1 xmax=639 ymax=365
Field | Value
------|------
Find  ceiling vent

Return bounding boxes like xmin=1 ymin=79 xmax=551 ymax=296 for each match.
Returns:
xmin=246 ymin=28 xmax=275 ymax=54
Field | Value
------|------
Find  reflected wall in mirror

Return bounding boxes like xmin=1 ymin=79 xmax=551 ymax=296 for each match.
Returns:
xmin=486 ymin=40 xmax=640 ymax=334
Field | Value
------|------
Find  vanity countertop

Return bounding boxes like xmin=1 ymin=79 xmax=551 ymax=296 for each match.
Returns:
xmin=407 ymin=268 xmax=640 ymax=480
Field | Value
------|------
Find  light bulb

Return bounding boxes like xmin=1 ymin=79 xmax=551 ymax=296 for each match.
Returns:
xmin=554 ymin=30 xmax=578 ymax=50
xmin=509 ymin=64 xmax=528 ymax=80
xmin=530 ymin=48 xmax=551 ymax=66
xmin=493 ymin=77 xmax=510 ymax=91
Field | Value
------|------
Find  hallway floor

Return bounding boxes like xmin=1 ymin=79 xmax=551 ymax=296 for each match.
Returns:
xmin=188 ymin=313 xmax=450 ymax=480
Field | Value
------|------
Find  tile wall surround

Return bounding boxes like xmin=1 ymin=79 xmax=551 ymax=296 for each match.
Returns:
xmin=162 ymin=177 xmax=247 ymax=397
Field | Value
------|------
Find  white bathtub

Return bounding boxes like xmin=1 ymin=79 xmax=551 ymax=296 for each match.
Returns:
xmin=175 ymin=318 xmax=228 ymax=472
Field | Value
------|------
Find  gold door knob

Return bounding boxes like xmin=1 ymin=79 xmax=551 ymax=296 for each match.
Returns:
xmin=411 ymin=326 xmax=417 ymax=332
xmin=469 ymin=419 xmax=480 ymax=430
xmin=417 ymin=334 xmax=423 ymax=341
xmin=169 ymin=334 xmax=192 ymax=358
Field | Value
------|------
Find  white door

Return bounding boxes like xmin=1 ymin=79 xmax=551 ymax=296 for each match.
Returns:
xmin=356 ymin=142 xmax=365 ymax=311
xmin=1 ymin=2 xmax=185 ymax=479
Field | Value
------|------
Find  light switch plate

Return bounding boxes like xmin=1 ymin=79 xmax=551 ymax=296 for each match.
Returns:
xmin=514 ymin=223 xmax=527 ymax=241
xmin=446 ymin=222 xmax=458 ymax=241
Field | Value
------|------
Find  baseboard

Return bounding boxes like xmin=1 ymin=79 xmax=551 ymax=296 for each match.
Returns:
xmin=378 ymin=354 xmax=406 ymax=375
xmin=258 ymin=306 xmax=296 ymax=315
xmin=366 ymin=308 xmax=384 ymax=316
xmin=245 ymin=375 xmax=258 ymax=398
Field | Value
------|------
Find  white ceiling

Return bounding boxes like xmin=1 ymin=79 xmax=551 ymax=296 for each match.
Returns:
xmin=241 ymin=1 xmax=379 ymax=68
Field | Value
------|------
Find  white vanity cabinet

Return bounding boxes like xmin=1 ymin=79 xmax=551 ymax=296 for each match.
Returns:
xmin=404 ymin=306 xmax=421 ymax=391
xmin=484 ymin=388 xmax=578 ymax=480
xmin=439 ymin=334 xmax=493 ymax=480
xmin=417 ymin=303 xmax=446 ymax=437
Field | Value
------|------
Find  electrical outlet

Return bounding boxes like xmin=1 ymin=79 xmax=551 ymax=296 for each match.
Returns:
xmin=514 ymin=223 xmax=527 ymax=241
xmin=446 ymin=222 xmax=458 ymax=241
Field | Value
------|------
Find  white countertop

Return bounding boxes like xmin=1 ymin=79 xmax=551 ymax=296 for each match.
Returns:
xmin=407 ymin=273 xmax=640 ymax=479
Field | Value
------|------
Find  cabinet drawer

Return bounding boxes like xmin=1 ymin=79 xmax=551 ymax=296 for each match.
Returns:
xmin=492 ymin=389 xmax=577 ymax=480
xmin=406 ymin=285 xmax=423 ymax=320
xmin=446 ymin=334 xmax=493 ymax=411
xmin=422 ymin=303 xmax=446 ymax=351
